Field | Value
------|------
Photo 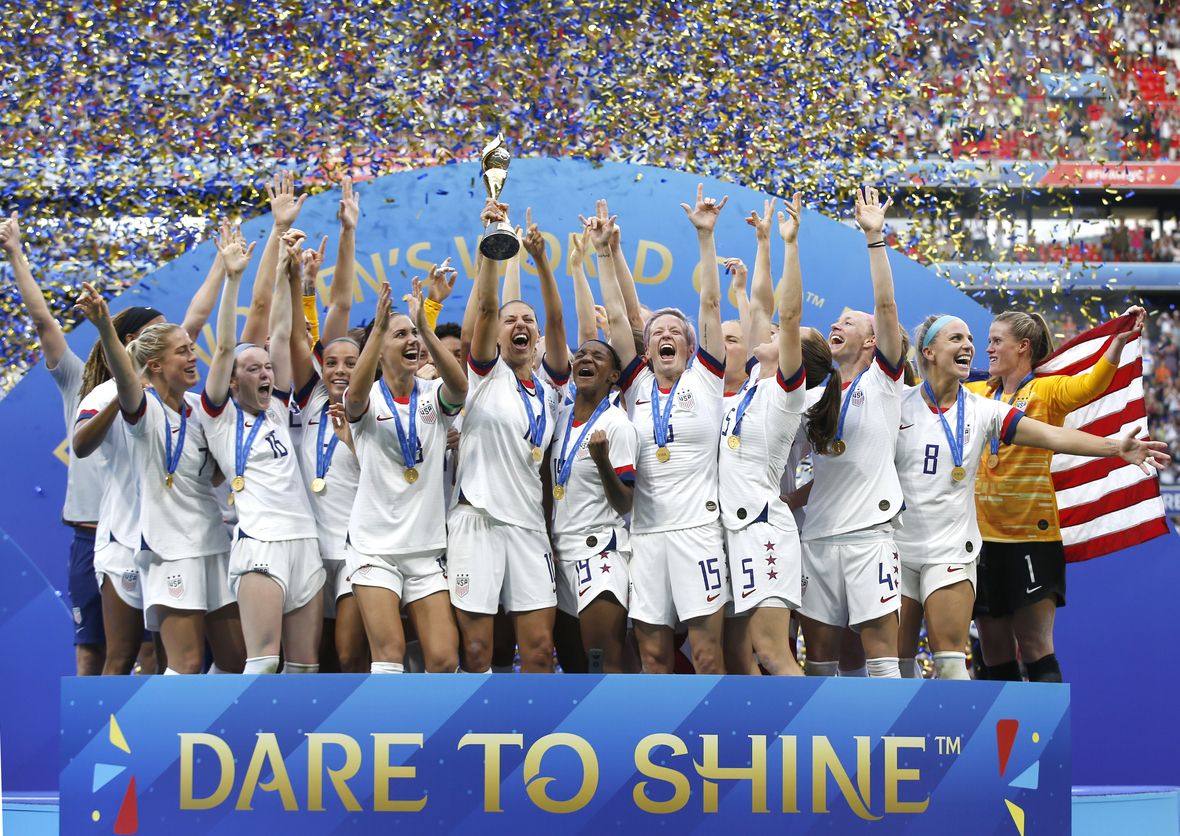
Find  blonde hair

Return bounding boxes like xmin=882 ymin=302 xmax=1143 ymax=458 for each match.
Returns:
xmin=125 ymin=323 xmax=186 ymax=376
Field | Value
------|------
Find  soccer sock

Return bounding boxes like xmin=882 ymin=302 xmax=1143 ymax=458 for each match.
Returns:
xmin=803 ymin=660 xmax=839 ymax=677
xmin=898 ymin=657 xmax=922 ymax=678
xmin=207 ymin=663 xmax=229 ymax=674
xmin=282 ymin=662 xmax=319 ymax=674
xmin=838 ymin=665 xmax=868 ymax=677
xmin=243 ymin=655 xmax=281 ymax=674
xmin=163 ymin=667 xmax=182 ymax=675
xmin=371 ymin=662 xmax=404 ymax=674
xmin=983 ymin=659 xmax=1023 ymax=681
xmin=866 ymin=657 xmax=901 ymax=678
xmin=1025 ymin=653 xmax=1062 ymax=683
xmin=932 ymin=651 xmax=970 ymax=680
xmin=490 ymin=664 xmax=515 ymax=673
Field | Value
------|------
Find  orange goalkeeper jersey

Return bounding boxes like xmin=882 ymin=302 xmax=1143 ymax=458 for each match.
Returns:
xmin=966 ymin=355 xmax=1117 ymax=543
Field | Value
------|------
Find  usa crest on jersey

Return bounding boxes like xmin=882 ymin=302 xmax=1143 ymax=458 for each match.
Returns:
xmin=167 ymin=574 xmax=184 ymax=599
xmin=455 ymin=572 xmax=470 ymax=598
xmin=121 ymin=570 xmax=139 ymax=592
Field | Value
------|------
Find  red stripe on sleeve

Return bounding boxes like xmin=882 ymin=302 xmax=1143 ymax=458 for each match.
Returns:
xmin=1000 ymin=408 xmax=1023 ymax=445
xmin=468 ymin=354 xmax=497 ymax=377
xmin=201 ymin=390 xmax=228 ymax=417
xmin=619 ymin=357 xmax=644 ymax=393
xmin=695 ymin=347 xmax=725 ymax=378
xmin=777 ymin=365 xmax=806 ymax=392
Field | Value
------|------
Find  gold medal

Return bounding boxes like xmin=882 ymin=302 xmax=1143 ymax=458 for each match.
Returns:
xmin=728 ymin=435 xmax=741 ymax=450
xmin=951 ymin=466 xmax=967 ymax=482
xmin=405 ymin=467 xmax=419 ymax=483
xmin=656 ymin=446 xmax=670 ymax=462
xmin=553 ymin=485 xmax=565 ymax=500
xmin=987 ymin=454 xmax=999 ymax=469
xmin=532 ymin=446 xmax=543 ymax=462
xmin=165 ymin=473 xmax=173 ymax=489
xmin=227 ymin=492 xmax=235 ymax=506
xmin=832 ymin=439 xmax=846 ymax=456
xmin=232 ymin=475 xmax=245 ymax=492
xmin=311 ymin=478 xmax=326 ymax=493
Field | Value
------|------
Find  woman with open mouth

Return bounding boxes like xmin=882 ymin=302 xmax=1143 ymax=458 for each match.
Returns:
xmin=199 ymin=221 xmax=325 ymax=674
xmin=895 ymin=311 xmax=1166 ymax=679
xmin=448 ymin=199 xmax=571 ymax=674
xmin=600 ymin=184 xmax=730 ymax=674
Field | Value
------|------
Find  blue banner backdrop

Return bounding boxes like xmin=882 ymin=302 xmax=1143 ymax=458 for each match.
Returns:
xmin=0 ymin=159 xmax=992 ymax=790
xmin=61 ymin=676 xmax=1069 ymax=835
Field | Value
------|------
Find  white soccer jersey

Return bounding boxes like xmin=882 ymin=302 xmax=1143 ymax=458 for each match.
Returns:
xmin=894 ymin=387 xmax=1023 ymax=565
xmin=77 ymin=379 xmax=140 ymax=550
xmin=347 ymin=377 xmax=459 ymax=555
xmin=124 ymin=391 xmax=230 ymax=559
xmin=800 ymin=351 xmax=905 ymax=541
xmin=297 ymin=381 xmax=361 ymax=560
xmin=621 ymin=348 xmax=726 ymax=534
xmin=549 ymin=399 xmax=639 ymax=550
xmin=718 ymin=363 xmax=807 ymax=532
xmin=200 ymin=389 xmax=316 ymax=542
xmin=49 ymin=348 xmax=103 ymax=524
xmin=453 ymin=353 xmax=568 ymax=532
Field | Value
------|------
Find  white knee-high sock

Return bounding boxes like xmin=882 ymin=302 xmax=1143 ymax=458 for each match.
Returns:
xmin=866 ymin=657 xmax=901 ymax=678
xmin=282 ymin=661 xmax=319 ymax=674
xmin=163 ymin=667 xmax=182 ymax=675
xmin=838 ymin=665 xmax=868 ymax=677
xmin=804 ymin=660 xmax=839 ymax=677
xmin=371 ymin=662 xmax=404 ymax=674
xmin=933 ymin=651 xmax=969 ymax=680
xmin=243 ymin=655 xmax=281 ymax=674
xmin=899 ymin=657 xmax=922 ymax=679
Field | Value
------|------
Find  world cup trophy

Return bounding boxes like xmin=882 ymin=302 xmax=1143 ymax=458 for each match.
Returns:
xmin=478 ymin=133 xmax=520 ymax=260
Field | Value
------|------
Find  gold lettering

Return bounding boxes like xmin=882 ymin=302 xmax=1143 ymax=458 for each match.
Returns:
xmin=811 ymin=736 xmax=880 ymax=820
xmin=694 ymin=735 xmax=768 ymax=813
xmin=306 ymin=733 xmax=363 ymax=812
xmin=520 ymin=232 xmax=562 ymax=277
xmin=781 ymin=735 xmax=799 ymax=813
xmin=458 ymin=733 xmax=524 ymax=812
xmin=691 ymin=257 xmax=729 ymax=294
xmin=884 ymin=737 xmax=929 ymax=814
xmin=235 ymin=733 xmax=298 ymax=811
xmin=523 ymin=733 xmax=599 ymax=813
xmin=632 ymin=734 xmax=690 ymax=814
xmin=179 ymin=733 xmax=234 ymax=810
xmin=407 ymin=242 xmax=433 ymax=272
xmin=454 ymin=237 xmax=479 ymax=279
xmin=634 ymin=241 xmax=672 ymax=285
xmin=372 ymin=733 xmax=427 ymax=812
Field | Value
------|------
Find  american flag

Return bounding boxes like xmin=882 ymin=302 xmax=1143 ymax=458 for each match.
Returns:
xmin=1037 ymin=313 xmax=1170 ymax=562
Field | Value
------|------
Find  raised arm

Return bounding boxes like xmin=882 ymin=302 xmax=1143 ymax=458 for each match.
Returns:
xmin=523 ymin=208 xmax=568 ymax=373
xmin=180 ymin=247 xmax=226 ymax=342
xmin=503 ymin=225 xmax=522 ymax=302
xmin=205 ymin=221 xmax=257 ymax=406
xmin=323 ymin=177 xmax=359 ymax=343
xmin=589 ymin=213 xmax=637 ymax=370
xmin=290 ymin=237 xmax=324 ymax=393
xmin=74 ymin=284 xmax=144 ymax=418
xmin=776 ymin=194 xmax=804 ymax=380
xmin=1012 ymin=420 xmax=1169 ymax=476
xmin=855 ymin=186 xmax=901 ymax=367
xmin=269 ymin=231 xmax=301 ymax=395
xmin=410 ymin=277 xmax=467 ymax=408
xmin=727 ymin=257 xmax=752 ymax=351
xmin=745 ymin=198 xmax=777 ymax=354
xmin=598 ymin=200 xmax=644 ymax=331
xmin=680 ymin=183 xmax=728 ymax=360
xmin=241 ymin=170 xmax=306 ymax=345
xmin=345 ymin=281 xmax=391 ymax=421
xmin=0 ymin=213 xmax=67 ymax=369
xmin=471 ymin=200 xmax=506 ymax=364
xmin=569 ymin=224 xmax=598 ymax=345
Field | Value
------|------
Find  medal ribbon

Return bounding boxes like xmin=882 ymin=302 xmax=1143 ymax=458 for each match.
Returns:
xmin=234 ymin=402 xmax=266 ymax=481
xmin=924 ymin=379 xmax=966 ymax=471
xmin=651 ymin=376 xmax=679 ymax=449
xmin=990 ymin=371 xmax=1036 ymax=458
xmin=149 ymin=389 xmax=186 ymax=480
xmin=516 ymin=375 xmax=547 ymax=450
xmin=729 ymin=376 xmax=759 ymax=442
xmin=834 ymin=365 xmax=870 ymax=447
xmin=380 ymin=379 xmax=419 ymax=469
xmin=556 ymin=397 xmax=612 ymax=490
xmin=315 ymin=400 xmax=340 ymax=481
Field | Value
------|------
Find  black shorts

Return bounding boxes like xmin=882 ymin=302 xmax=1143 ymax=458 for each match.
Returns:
xmin=67 ymin=526 xmax=105 ymax=646
xmin=973 ymin=540 xmax=1066 ymax=620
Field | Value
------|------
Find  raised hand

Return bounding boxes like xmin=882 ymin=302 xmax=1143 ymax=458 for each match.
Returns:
xmin=0 ymin=212 xmax=21 ymax=256
xmin=416 ymin=363 xmax=440 ymax=380
xmin=745 ymin=197 xmax=777 ymax=242
xmin=854 ymin=186 xmax=892 ymax=237
xmin=481 ymin=197 xmax=508 ymax=227
xmin=373 ymin=280 xmax=393 ymax=332
xmin=339 ymin=177 xmax=360 ymax=232
xmin=587 ymin=429 xmax=612 ymax=466
xmin=426 ymin=257 xmax=458 ymax=303
xmin=779 ymin=192 xmax=803 ymax=244
xmin=1119 ymin=426 xmax=1171 ymax=475
xmin=73 ymin=282 xmax=111 ymax=326
xmin=521 ymin=207 xmax=547 ymax=260
xmin=266 ymin=170 xmax=307 ymax=229
xmin=569 ymin=224 xmax=591 ymax=272
xmin=595 ymin=304 xmax=610 ymax=338
xmin=302 ymin=235 xmax=328 ymax=282
xmin=214 ymin=220 xmax=257 ymax=277
xmin=1118 ymin=305 xmax=1147 ymax=340
xmin=279 ymin=228 xmax=307 ymax=265
xmin=327 ymin=401 xmax=355 ymax=454
xmin=580 ymin=199 xmax=618 ymax=252
xmin=680 ymin=183 xmax=729 ymax=233
xmin=724 ymin=257 xmax=748 ymax=294
xmin=408 ymin=276 xmax=426 ymax=326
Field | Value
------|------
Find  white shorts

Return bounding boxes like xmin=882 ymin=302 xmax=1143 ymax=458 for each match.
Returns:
xmin=229 ymin=536 xmax=325 ymax=614
xmin=95 ymin=540 xmax=143 ymax=610
xmin=446 ymin=504 xmax=555 ymax=615
xmin=322 ymin=558 xmax=355 ymax=619
xmin=629 ymin=520 xmax=729 ymax=628
xmin=554 ymin=528 xmax=631 ymax=617
xmin=799 ymin=536 xmax=900 ymax=629
xmin=724 ymin=521 xmax=802 ymax=615
xmin=140 ymin=551 xmax=234 ymax=631
xmin=345 ymin=543 xmax=448 ymax=607
xmin=899 ymin=559 xmax=977 ymax=606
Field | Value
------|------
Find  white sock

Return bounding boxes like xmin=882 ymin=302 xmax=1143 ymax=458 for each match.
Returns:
xmin=282 ymin=661 xmax=319 ymax=674
xmin=163 ymin=667 xmax=182 ymax=676
xmin=866 ymin=656 xmax=901 ymax=678
xmin=899 ymin=657 xmax=922 ymax=679
xmin=243 ymin=655 xmax=281 ymax=674
xmin=490 ymin=664 xmax=514 ymax=673
xmin=371 ymin=662 xmax=404 ymax=674
xmin=804 ymin=660 xmax=839 ymax=677
xmin=933 ymin=651 xmax=969 ymax=680
xmin=838 ymin=665 xmax=868 ymax=677
xmin=207 ymin=663 xmax=229 ymax=675
xmin=462 ymin=667 xmax=494 ymax=674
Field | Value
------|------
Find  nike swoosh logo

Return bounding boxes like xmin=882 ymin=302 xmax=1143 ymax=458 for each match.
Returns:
xmin=899 ymin=423 xmax=914 ymax=430
xmin=947 ymin=566 xmax=964 ymax=572
xmin=635 ymin=400 xmax=650 ymax=405
xmin=1026 ymin=585 xmax=1041 ymax=594
xmin=377 ymin=416 xmax=393 ymax=421
xmin=742 ymin=589 xmax=755 ymax=598
xmin=579 ymin=587 xmax=590 ymax=597
xmin=880 ymin=594 xmax=897 ymax=603
xmin=707 ymin=593 xmax=720 ymax=602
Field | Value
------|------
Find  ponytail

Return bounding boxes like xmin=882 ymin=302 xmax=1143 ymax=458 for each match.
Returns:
xmin=80 ymin=308 xmax=132 ymax=398
xmin=805 ymin=364 xmax=844 ymax=455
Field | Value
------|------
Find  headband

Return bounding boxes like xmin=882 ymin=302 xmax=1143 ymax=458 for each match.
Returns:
xmin=234 ymin=342 xmax=261 ymax=358
xmin=325 ymin=337 xmax=361 ymax=351
xmin=922 ymin=315 xmax=959 ymax=349
xmin=580 ymin=338 xmax=623 ymax=372
xmin=116 ymin=306 xmax=163 ymax=342
xmin=865 ymin=313 xmax=875 ymax=333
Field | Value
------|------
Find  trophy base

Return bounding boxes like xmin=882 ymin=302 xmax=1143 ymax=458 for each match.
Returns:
xmin=480 ymin=223 xmax=520 ymax=260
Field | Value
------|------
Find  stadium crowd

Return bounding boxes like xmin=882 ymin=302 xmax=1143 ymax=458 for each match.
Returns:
xmin=1145 ymin=310 xmax=1180 ymax=486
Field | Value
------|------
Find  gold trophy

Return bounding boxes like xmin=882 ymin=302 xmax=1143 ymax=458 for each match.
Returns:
xmin=479 ymin=133 xmax=520 ymax=260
